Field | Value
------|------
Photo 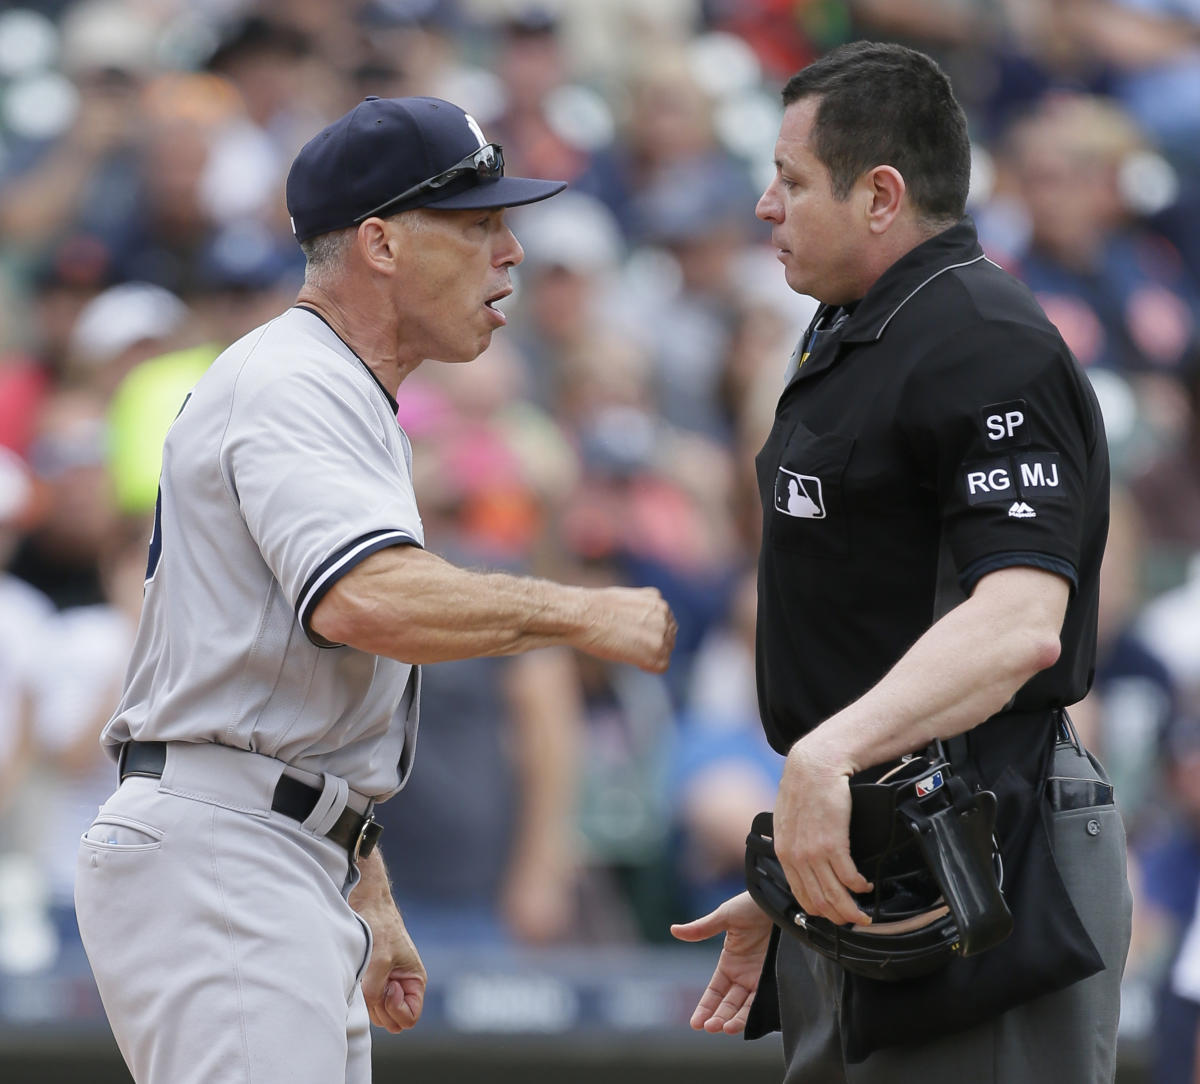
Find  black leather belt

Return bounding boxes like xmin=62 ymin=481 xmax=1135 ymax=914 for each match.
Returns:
xmin=118 ymin=741 xmax=382 ymax=862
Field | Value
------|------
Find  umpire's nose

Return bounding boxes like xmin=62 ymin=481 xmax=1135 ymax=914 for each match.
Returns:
xmin=757 ymin=179 xmax=783 ymax=224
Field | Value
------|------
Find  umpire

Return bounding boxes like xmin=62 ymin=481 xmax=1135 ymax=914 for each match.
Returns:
xmin=74 ymin=96 xmax=676 ymax=1084
xmin=671 ymin=42 xmax=1132 ymax=1083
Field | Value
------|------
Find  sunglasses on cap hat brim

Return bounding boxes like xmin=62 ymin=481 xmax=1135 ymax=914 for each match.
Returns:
xmin=353 ymin=142 xmax=565 ymax=220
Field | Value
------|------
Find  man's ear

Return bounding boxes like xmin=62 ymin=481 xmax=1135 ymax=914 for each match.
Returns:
xmin=863 ymin=165 xmax=906 ymax=235
xmin=358 ymin=219 xmax=400 ymax=274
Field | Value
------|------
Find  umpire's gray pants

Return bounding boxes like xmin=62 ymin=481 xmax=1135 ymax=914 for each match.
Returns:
xmin=74 ymin=743 xmax=374 ymax=1084
xmin=777 ymin=741 xmax=1133 ymax=1084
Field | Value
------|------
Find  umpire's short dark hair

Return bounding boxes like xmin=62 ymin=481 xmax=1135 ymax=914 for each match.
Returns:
xmin=782 ymin=42 xmax=971 ymax=223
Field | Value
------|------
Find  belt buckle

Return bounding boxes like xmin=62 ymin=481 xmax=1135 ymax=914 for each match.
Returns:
xmin=352 ymin=812 xmax=379 ymax=863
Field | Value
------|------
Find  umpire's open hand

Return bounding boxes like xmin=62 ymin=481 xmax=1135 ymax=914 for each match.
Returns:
xmin=774 ymin=737 xmax=873 ymax=927
xmin=669 ymin=892 xmax=773 ymax=1035
xmin=575 ymin=586 xmax=677 ymax=673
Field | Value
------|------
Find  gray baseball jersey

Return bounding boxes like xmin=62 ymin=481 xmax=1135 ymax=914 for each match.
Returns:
xmin=101 ymin=306 xmax=422 ymax=799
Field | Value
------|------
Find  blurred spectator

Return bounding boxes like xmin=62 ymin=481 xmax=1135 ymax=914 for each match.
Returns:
xmin=486 ymin=6 xmax=631 ymax=227
xmin=669 ymin=566 xmax=781 ymax=918
xmin=1130 ymin=355 xmax=1200 ymax=566
xmin=202 ymin=12 xmax=323 ymax=187
xmin=106 ymin=343 xmax=220 ymax=517
xmin=0 ymin=449 xmax=51 ymax=840
xmin=568 ymin=550 xmax=678 ymax=944
xmin=1138 ymin=555 xmax=1200 ymax=714
xmin=1057 ymin=0 xmax=1200 ymax=289
xmin=403 ymin=336 xmax=580 ymax=565
xmin=997 ymin=94 xmax=1200 ymax=386
xmin=1 ymin=233 xmax=113 ymax=393
xmin=0 ymin=361 xmax=53 ymax=462
xmin=64 ymin=281 xmax=190 ymax=398
xmin=618 ymin=46 xmax=761 ymax=248
xmin=1132 ymin=713 xmax=1200 ymax=1084
xmin=701 ymin=0 xmax=831 ymax=82
xmin=1070 ymin=486 xmax=1180 ymax=835
xmin=8 ymin=386 xmax=117 ymax=610
xmin=0 ymin=450 xmax=54 ymax=978
xmin=559 ymin=401 xmax=742 ymax=699
xmin=376 ymin=373 xmax=584 ymax=948
xmin=1057 ymin=0 xmax=1200 ymax=171
xmin=0 ymin=0 xmax=157 ymax=248
xmin=607 ymin=49 xmax=765 ymax=441
xmin=353 ymin=0 xmax=488 ymax=113
xmin=102 ymin=72 xmax=250 ymax=294
xmin=29 ymin=513 xmax=147 ymax=955
xmin=190 ymin=221 xmax=304 ymax=344
xmin=376 ymin=627 xmax=584 ymax=948
xmin=507 ymin=190 xmax=630 ymax=411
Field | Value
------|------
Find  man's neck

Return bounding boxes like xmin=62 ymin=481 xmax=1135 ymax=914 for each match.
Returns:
xmin=294 ymin=285 xmax=422 ymax=397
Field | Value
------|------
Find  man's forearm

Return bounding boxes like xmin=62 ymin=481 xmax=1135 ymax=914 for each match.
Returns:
xmin=349 ymin=848 xmax=394 ymax=914
xmin=311 ymin=544 xmax=673 ymax=671
xmin=801 ymin=566 xmax=1068 ymax=776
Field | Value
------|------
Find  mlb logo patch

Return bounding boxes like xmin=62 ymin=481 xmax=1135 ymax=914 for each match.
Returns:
xmin=775 ymin=467 xmax=825 ymax=519
xmin=915 ymin=770 xmax=944 ymax=797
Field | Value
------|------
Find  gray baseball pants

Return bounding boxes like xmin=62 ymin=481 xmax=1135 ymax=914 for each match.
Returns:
xmin=777 ymin=740 xmax=1133 ymax=1084
xmin=74 ymin=742 xmax=375 ymax=1084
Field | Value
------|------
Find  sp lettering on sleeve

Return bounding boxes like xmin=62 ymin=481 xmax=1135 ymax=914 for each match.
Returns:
xmin=980 ymin=400 xmax=1030 ymax=447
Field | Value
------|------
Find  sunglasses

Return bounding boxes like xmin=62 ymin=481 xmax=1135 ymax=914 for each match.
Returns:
xmin=354 ymin=143 xmax=505 ymax=222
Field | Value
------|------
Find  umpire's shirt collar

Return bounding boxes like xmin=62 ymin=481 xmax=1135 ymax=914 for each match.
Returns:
xmin=796 ymin=218 xmax=987 ymax=378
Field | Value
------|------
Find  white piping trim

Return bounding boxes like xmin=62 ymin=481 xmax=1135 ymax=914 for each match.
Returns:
xmin=297 ymin=529 xmax=415 ymax=622
xmin=874 ymin=254 xmax=988 ymax=340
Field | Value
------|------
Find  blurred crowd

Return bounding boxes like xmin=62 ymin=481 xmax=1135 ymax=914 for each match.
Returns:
xmin=0 ymin=0 xmax=1198 ymax=1076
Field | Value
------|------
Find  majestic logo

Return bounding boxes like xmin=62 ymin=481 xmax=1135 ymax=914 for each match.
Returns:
xmin=1008 ymin=501 xmax=1037 ymax=519
xmin=775 ymin=468 xmax=825 ymax=519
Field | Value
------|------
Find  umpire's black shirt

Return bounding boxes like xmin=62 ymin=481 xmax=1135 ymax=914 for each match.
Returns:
xmin=755 ymin=218 xmax=1109 ymax=755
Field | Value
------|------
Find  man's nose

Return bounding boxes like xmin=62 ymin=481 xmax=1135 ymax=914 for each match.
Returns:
xmin=498 ymin=225 xmax=524 ymax=268
xmin=756 ymin=183 xmax=782 ymax=224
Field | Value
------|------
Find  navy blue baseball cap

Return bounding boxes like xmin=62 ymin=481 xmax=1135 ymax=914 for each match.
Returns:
xmin=286 ymin=96 xmax=566 ymax=242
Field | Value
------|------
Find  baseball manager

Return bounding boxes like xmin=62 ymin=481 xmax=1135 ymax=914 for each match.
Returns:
xmin=74 ymin=95 xmax=676 ymax=1084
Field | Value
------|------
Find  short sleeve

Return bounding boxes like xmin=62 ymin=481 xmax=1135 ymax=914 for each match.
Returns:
xmin=900 ymin=321 xmax=1100 ymax=593
xmin=222 ymin=366 xmax=422 ymax=646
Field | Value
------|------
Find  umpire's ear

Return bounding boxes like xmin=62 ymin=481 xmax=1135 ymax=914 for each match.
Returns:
xmin=862 ymin=164 xmax=906 ymax=235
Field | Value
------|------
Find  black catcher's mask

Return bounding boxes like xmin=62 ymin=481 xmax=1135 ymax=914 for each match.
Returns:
xmin=745 ymin=752 xmax=1013 ymax=982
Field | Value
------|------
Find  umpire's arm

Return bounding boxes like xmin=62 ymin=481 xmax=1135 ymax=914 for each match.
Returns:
xmin=772 ymin=564 xmax=1069 ymax=927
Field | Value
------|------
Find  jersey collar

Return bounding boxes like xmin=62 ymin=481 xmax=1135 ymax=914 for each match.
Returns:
xmin=834 ymin=217 xmax=988 ymax=346
xmin=293 ymin=305 xmax=399 ymax=414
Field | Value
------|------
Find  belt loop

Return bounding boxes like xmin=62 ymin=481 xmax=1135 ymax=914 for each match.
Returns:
xmin=300 ymin=773 xmax=349 ymax=838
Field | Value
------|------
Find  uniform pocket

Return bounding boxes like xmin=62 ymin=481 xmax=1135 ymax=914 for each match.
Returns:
xmin=765 ymin=420 xmax=855 ymax=558
xmin=81 ymin=814 xmax=164 ymax=851
xmin=352 ymin=911 xmax=373 ymax=993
